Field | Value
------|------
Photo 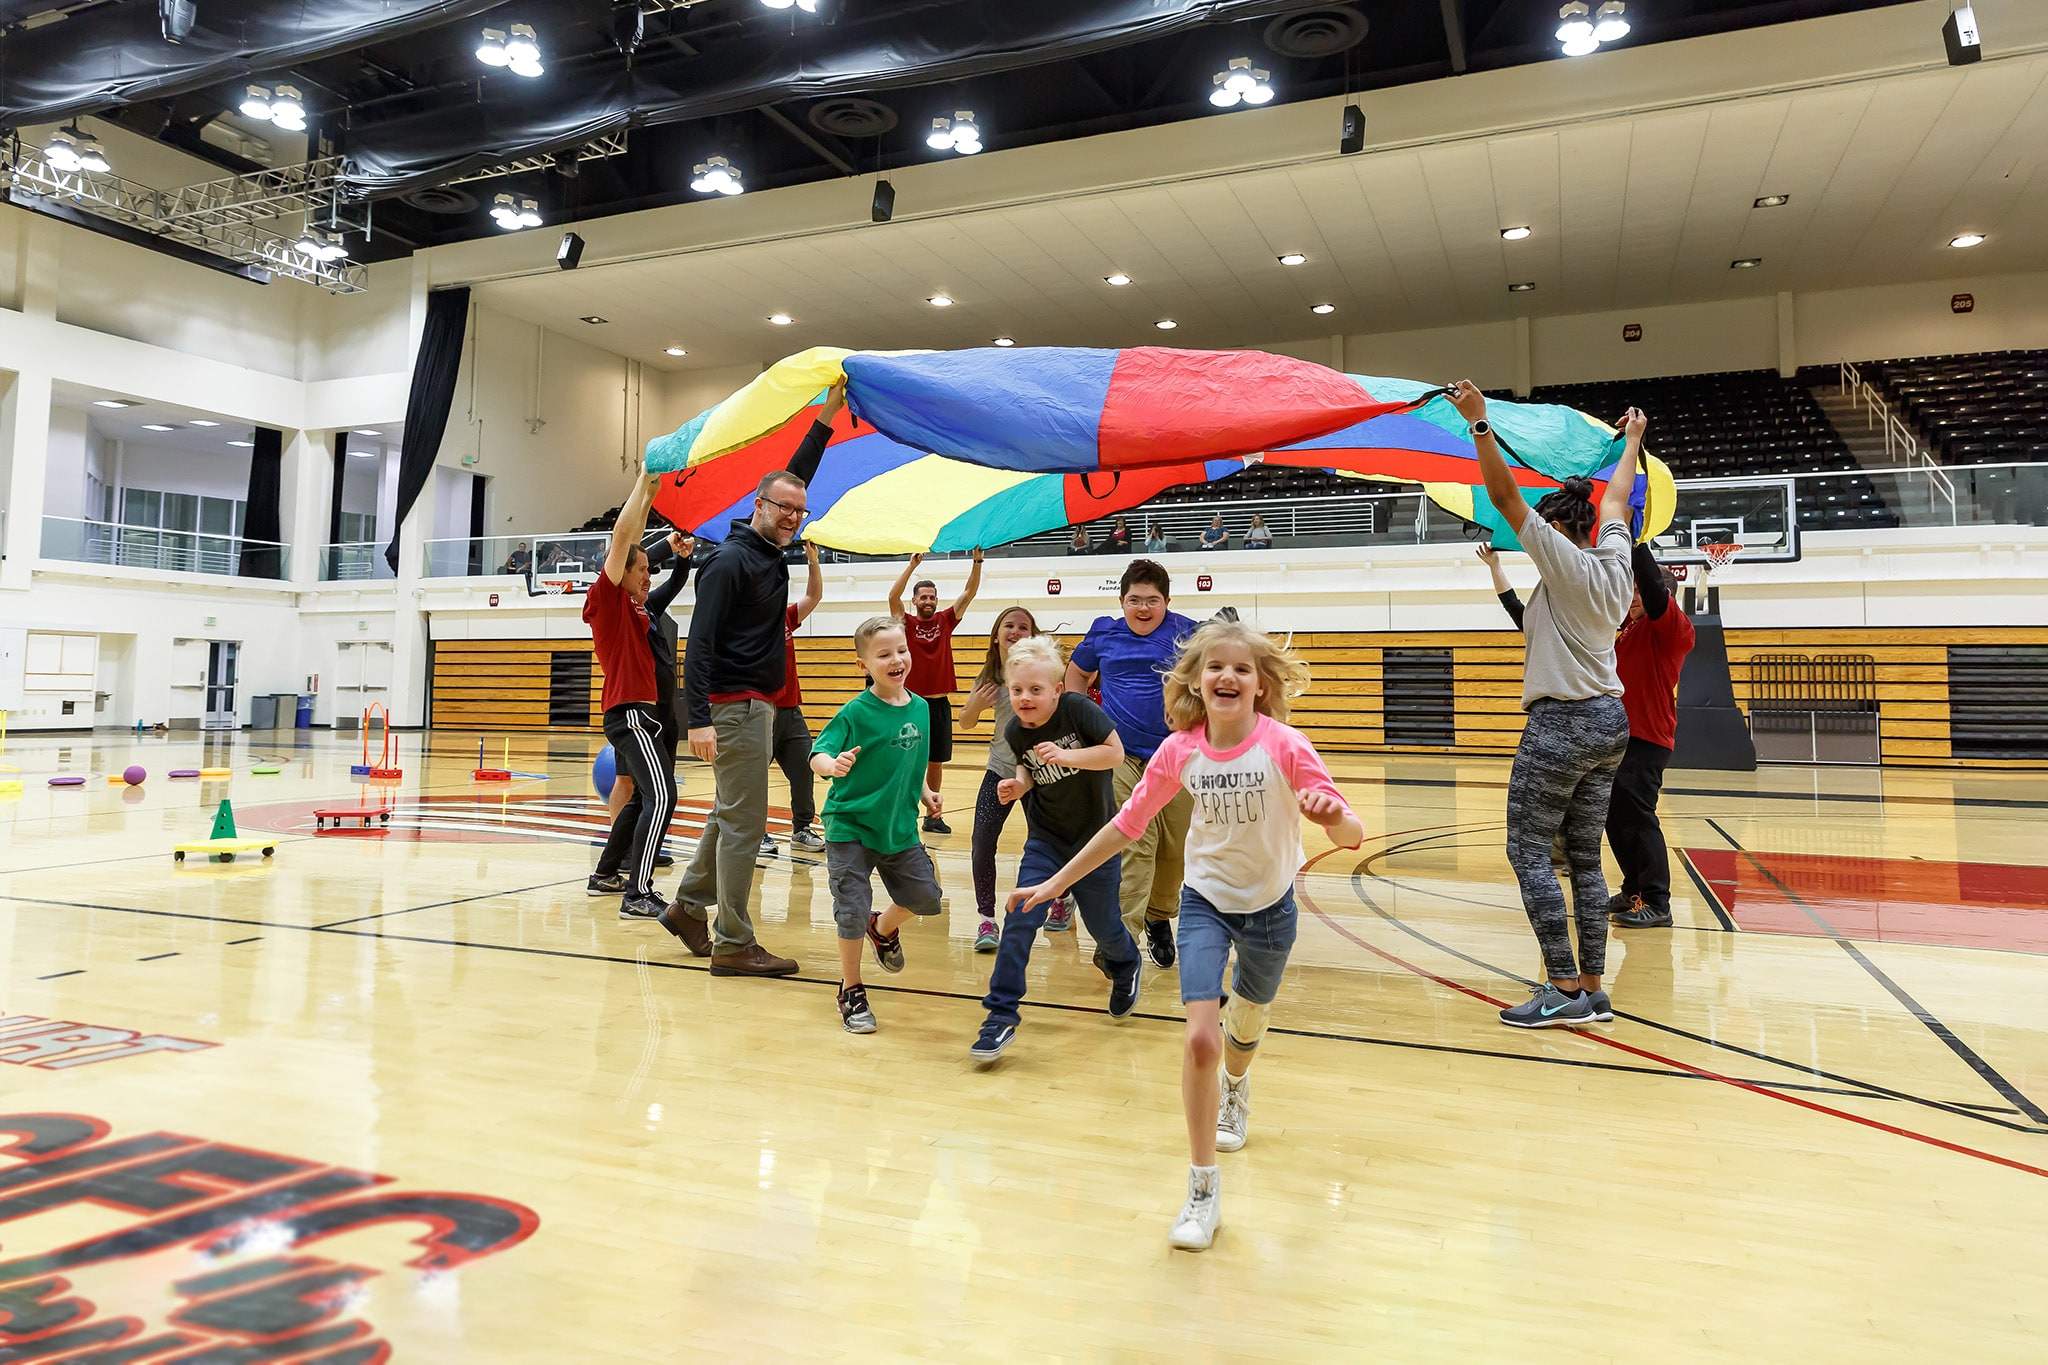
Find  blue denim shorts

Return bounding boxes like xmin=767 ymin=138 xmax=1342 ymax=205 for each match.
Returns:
xmin=1176 ymin=885 xmax=1299 ymax=1005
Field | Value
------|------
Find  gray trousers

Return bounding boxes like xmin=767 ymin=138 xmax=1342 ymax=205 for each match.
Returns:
xmin=673 ymin=698 xmax=772 ymax=952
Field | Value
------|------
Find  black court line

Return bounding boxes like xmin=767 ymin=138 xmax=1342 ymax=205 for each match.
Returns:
xmin=225 ymin=937 xmax=263 ymax=945
xmin=35 ymin=970 xmax=84 ymax=980
xmin=1347 ymin=834 xmax=2045 ymax=1135
xmin=1707 ymin=822 xmax=2048 ymax=1127
xmin=1367 ymin=773 xmax=2048 ymax=813
xmin=6 ymin=887 xmax=2034 ymax=1123
xmin=136 ymin=952 xmax=179 ymax=962
xmin=1677 ymin=848 xmax=1738 ymax=931
xmin=311 ymin=876 xmax=594 ymax=929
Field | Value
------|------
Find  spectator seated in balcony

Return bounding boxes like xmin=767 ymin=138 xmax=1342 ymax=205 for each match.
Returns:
xmin=1106 ymin=515 xmax=1133 ymax=553
xmin=1199 ymin=514 xmax=1229 ymax=551
xmin=1241 ymin=514 xmax=1273 ymax=550
xmin=501 ymin=541 xmax=533 ymax=574
xmin=1143 ymin=521 xmax=1173 ymax=554
xmin=1067 ymin=526 xmax=1095 ymax=556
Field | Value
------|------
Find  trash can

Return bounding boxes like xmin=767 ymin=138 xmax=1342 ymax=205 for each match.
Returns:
xmin=251 ymin=694 xmax=279 ymax=729
xmin=296 ymin=694 xmax=314 ymax=729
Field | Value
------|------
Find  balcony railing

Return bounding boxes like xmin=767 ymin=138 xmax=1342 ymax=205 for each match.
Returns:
xmin=321 ymin=541 xmax=396 ymax=581
xmin=41 ymin=516 xmax=289 ymax=579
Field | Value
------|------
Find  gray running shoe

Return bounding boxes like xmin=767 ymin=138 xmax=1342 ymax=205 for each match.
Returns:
xmin=1586 ymin=989 xmax=1614 ymax=1022
xmin=837 ymin=983 xmax=876 ymax=1034
xmin=1169 ymin=1168 xmax=1222 ymax=1251
xmin=1499 ymin=982 xmax=1595 ymax=1029
xmin=758 ymin=834 xmax=779 ymax=858
xmin=586 ymin=872 xmax=628 ymax=897
xmin=790 ymin=826 xmax=826 ymax=853
xmin=618 ymin=892 xmax=666 ymax=921
xmin=1215 ymin=1074 xmax=1251 ymax=1152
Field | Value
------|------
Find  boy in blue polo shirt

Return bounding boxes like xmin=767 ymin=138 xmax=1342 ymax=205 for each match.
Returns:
xmin=1064 ymin=558 xmax=1197 ymax=969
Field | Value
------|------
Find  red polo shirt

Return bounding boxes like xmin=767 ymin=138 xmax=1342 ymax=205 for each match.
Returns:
xmin=904 ymin=605 xmax=959 ymax=696
xmin=1615 ymin=607 xmax=1695 ymax=750
xmin=583 ymin=571 xmax=657 ymax=713
xmin=768 ymin=605 xmax=804 ymax=710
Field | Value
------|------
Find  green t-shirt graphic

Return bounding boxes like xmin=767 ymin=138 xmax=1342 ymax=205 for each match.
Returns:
xmin=813 ymin=687 xmax=930 ymax=854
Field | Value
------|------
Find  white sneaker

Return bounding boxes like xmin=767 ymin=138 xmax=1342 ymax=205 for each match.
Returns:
xmin=1169 ymin=1167 xmax=1221 ymax=1251
xmin=758 ymin=834 xmax=779 ymax=858
xmin=1215 ymin=1073 xmax=1251 ymax=1153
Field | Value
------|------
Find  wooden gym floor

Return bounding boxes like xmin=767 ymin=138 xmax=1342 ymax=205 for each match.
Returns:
xmin=2 ymin=727 xmax=2044 ymax=1360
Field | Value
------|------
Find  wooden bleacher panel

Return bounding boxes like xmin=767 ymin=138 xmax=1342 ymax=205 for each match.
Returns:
xmin=430 ymin=625 xmax=2048 ymax=766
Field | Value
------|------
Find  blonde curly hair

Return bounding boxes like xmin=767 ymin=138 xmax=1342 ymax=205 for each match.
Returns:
xmin=1161 ymin=618 xmax=1309 ymax=731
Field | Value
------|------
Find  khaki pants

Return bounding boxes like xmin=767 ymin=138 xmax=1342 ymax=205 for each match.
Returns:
xmin=1112 ymin=752 xmax=1192 ymax=947
xmin=672 ymin=698 xmax=772 ymax=952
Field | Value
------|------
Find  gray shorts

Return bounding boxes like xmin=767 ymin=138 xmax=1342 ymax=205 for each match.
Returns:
xmin=826 ymin=840 xmax=944 ymax=939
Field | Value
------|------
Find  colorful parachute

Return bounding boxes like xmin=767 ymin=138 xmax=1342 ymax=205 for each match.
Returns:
xmin=645 ymin=346 xmax=1676 ymax=555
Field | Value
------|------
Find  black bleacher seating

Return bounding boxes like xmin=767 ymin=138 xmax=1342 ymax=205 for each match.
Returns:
xmin=1860 ymin=349 xmax=2048 ymax=468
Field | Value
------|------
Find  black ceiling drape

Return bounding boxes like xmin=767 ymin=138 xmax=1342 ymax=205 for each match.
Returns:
xmin=385 ymin=286 xmax=470 ymax=573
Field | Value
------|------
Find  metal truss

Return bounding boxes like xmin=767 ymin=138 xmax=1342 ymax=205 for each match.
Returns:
xmin=2 ymin=144 xmax=368 ymax=294
xmin=445 ymin=131 xmax=632 ymax=186
xmin=157 ymin=155 xmax=353 ymax=229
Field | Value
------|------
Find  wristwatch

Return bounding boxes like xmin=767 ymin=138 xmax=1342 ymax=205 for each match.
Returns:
xmin=1468 ymin=419 xmax=1492 ymax=438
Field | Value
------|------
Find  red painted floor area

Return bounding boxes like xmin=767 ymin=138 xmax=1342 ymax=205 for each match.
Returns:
xmin=1685 ymin=848 xmax=2048 ymax=953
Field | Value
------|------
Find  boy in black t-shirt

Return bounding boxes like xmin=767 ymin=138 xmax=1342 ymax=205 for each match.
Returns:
xmin=970 ymin=636 xmax=1145 ymax=1062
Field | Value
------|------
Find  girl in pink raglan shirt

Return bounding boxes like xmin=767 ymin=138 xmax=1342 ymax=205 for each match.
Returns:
xmin=1010 ymin=618 xmax=1363 ymax=1253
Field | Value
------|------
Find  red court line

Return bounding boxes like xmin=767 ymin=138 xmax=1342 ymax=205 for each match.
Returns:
xmin=1295 ymin=848 xmax=2048 ymax=1181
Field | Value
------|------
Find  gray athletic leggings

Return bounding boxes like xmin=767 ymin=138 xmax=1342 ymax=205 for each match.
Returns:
xmin=1506 ymin=695 xmax=1630 ymax=980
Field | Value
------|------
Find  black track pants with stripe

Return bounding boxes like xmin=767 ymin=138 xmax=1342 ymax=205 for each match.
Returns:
xmin=600 ymin=703 xmax=678 ymax=897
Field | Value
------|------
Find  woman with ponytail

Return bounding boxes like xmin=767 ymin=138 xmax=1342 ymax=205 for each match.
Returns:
xmin=1447 ymin=381 xmax=1644 ymax=1029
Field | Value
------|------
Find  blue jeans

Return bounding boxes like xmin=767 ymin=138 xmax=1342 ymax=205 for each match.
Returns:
xmin=1177 ymin=885 xmax=1298 ymax=1005
xmin=981 ymin=838 xmax=1139 ymax=1028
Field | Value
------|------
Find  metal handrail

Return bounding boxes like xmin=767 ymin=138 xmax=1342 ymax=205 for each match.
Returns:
xmin=1839 ymin=359 xmax=1958 ymax=524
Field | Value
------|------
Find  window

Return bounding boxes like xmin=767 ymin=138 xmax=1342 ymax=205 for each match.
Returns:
xmin=112 ymin=487 xmax=248 ymax=573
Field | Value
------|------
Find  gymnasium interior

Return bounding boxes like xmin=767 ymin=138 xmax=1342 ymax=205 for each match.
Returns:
xmin=2 ymin=0 xmax=2045 ymax=1358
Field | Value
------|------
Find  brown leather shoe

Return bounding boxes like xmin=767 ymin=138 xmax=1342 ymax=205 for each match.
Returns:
xmin=709 ymin=943 xmax=799 ymax=977
xmin=659 ymin=901 xmax=712 ymax=957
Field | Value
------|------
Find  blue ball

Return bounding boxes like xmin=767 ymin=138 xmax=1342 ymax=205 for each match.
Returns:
xmin=592 ymin=745 xmax=618 ymax=800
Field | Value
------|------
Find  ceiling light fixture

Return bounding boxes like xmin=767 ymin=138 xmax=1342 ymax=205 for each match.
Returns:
xmin=295 ymin=226 xmax=347 ymax=262
xmin=1154 ymin=319 xmax=1178 ymax=331
xmin=92 ymin=399 xmax=137 ymax=409
xmin=1310 ymin=303 xmax=1336 ymax=315
xmin=579 ymin=315 xmax=608 ymax=325
xmin=267 ymin=85 xmax=306 ymax=131
xmin=1508 ymin=281 xmax=1537 ymax=292
xmin=1593 ymin=0 xmax=1631 ymax=42
xmin=927 ymin=294 xmax=954 ymax=308
xmin=354 ymin=429 xmax=380 ymax=436
xmin=142 ymin=423 xmax=175 ymax=432
xmin=351 ymin=448 xmax=377 ymax=458
xmin=1730 ymin=258 xmax=1762 ymax=269
xmin=926 ymin=110 xmax=984 ymax=156
xmin=1103 ymin=273 xmax=1132 ymax=287
xmin=1210 ymin=57 xmax=1275 ymax=109
xmin=1754 ymin=194 xmax=1790 ymax=208
xmin=1949 ymin=232 xmax=1986 ymax=249
xmin=1500 ymin=225 xmax=1533 ymax=241
xmin=1557 ymin=1 xmax=1626 ymax=56
xmin=761 ymin=0 xmax=820 ymax=11
xmin=664 ymin=346 xmax=687 ymax=357
xmin=504 ymin=24 xmax=544 ymax=77
xmin=992 ymin=337 xmax=1015 ymax=347
xmin=476 ymin=26 xmax=509 ymax=65
xmin=46 ymin=126 xmax=108 ymax=174
xmin=489 ymin=193 xmax=543 ymax=229
xmin=1277 ymin=253 xmax=1308 ymax=266
xmin=689 ymin=155 xmax=744 ymax=195
xmin=768 ymin=313 xmax=794 ymax=326
xmin=188 ymin=418 xmax=220 ymax=427
xmin=239 ymin=85 xmax=273 ymax=120
xmin=228 ymin=440 xmax=255 ymax=448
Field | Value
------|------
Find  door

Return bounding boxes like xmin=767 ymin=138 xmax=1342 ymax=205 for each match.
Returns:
xmin=204 ymin=641 xmax=239 ymax=730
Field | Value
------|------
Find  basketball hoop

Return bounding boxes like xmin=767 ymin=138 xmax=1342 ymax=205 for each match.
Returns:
xmin=1700 ymin=541 xmax=1741 ymax=574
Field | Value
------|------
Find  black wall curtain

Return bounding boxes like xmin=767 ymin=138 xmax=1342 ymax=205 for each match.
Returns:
xmin=329 ymin=430 xmax=350 ymax=549
xmin=385 ymin=286 xmax=470 ymax=572
xmin=238 ymin=426 xmax=284 ymax=579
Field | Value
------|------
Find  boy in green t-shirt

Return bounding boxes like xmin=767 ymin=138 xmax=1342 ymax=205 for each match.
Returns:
xmin=810 ymin=616 xmax=945 ymax=1034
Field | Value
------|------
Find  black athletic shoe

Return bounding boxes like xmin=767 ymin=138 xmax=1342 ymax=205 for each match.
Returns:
xmin=1606 ymin=891 xmax=1631 ymax=917
xmin=619 ymin=891 xmax=666 ymax=920
xmin=653 ymin=851 xmax=675 ymax=870
xmin=1613 ymin=898 xmax=1673 ymax=928
xmin=1145 ymin=919 xmax=1176 ymax=969
xmin=586 ymin=872 xmax=628 ymax=897
xmin=838 ymin=983 xmax=877 ymax=1034
xmin=1108 ymin=954 xmax=1143 ymax=1021
xmin=922 ymin=815 xmax=952 ymax=835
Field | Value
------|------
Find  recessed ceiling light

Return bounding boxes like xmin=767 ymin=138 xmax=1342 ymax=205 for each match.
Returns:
xmin=992 ymin=337 xmax=1016 ymax=347
xmin=188 ymin=419 xmax=220 ymax=427
xmin=350 ymin=449 xmax=377 ymax=458
xmin=1508 ymin=281 xmax=1537 ymax=292
xmin=1103 ymin=273 xmax=1132 ymax=287
xmin=1730 ymin=257 xmax=1762 ymax=269
xmin=1949 ymin=232 xmax=1986 ymax=249
xmin=927 ymin=294 xmax=954 ymax=308
xmin=1154 ymin=319 xmax=1178 ymax=330
xmin=141 ymin=423 xmax=175 ymax=432
xmin=92 ymin=399 xmax=137 ymax=408
xmin=1754 ymin=194 xmax=1790 ymax=208
xmin=1310 ymin=303 xmax=1336 ymax=315
xmin=1277 ymin=253 xmax=1308 ymax=266
xmin=579 ymin=315 xmax=607 ymax=324
xmin=663 ymin=346 xmax=687 ymax=357
xmin=353 ymin=428 xmax=380 ymax=436
xmin=767 ymin=313 xmax=795 ymax=326
xmin=228 ymin=440 xmax=255 ymax=447
xmin=1500 ymin=226 xmax=1533 ymax=241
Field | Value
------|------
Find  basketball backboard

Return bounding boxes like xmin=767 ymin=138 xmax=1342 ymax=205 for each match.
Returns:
xmin=1654 ymin=474 xmax=1801 ymax=565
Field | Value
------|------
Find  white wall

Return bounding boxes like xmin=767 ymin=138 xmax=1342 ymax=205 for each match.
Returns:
xmin=300 ymin=259 xmax=414 ymax=382
xmin=41 ymin=404 xmax=90 ymax=518
xmin=114 ymin=437 xmax=252 ymax=502
xmin=1797 ymin=271 xmax=2048 ymax=366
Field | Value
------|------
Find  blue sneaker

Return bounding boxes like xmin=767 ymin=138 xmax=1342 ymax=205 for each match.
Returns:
xmin=1499 ymin=983 xmax=1595 ymax=1029
xmin=1586 ymin=989 xmax=1614 ymax=1022
xmin=970 ymin=1018 xmax=1016 ymax=1063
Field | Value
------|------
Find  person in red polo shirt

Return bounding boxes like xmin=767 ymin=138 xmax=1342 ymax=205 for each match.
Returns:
xmin=887 ymin=548 xmax=983 ymax=834
xmin=763 ymin=540 xmax=827 ymax=856
xmin=1608 ymin=545 xmax=1695 ymax=928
